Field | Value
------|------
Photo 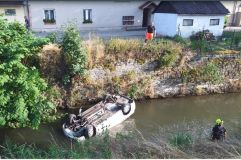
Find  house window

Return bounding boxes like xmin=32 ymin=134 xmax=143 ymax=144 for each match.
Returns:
xmin=210 ymin=19 xmax=219 ymax=26
xmin=183 ymin=19 xmax=193 ymax=26
xmin=44 ymin=9 xmax=56 ymax=23
xmin=5 ymin=9 xmax=16 ymax=16
xmin=83 ymin=9 xmax=92 ymax=23
xmin=122 ymin=16 xmax=134 ymax=25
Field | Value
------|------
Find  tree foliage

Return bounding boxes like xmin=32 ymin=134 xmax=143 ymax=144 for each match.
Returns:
xmin=62 ymin=26 xmax=87 ymax=77
xmin=0 ymin=18 xmax=55 ymax=129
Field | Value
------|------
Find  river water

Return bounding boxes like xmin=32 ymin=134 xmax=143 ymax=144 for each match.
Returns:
xmin=1 ymin=93 xmax=241 ymax=147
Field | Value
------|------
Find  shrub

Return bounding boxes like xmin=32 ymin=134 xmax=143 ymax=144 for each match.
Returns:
xmin=190 ymin=30 xmax=215 ymax=41
xmin=201 ymin=62 xmax=222 ymax=83
xmin=233 ymin=34 xmax=241 ymax=47
xmin=181 ymin=62 xmax=222 ymax=84
xmin=159 ymin=47 xmax=181 ymax=68
xmin=62 ymin=26 xmax=87 ymax=77
xmin=125 ymin=70 xmax=136 ymax=80
xmin=190 ymin=38 xmax=208 ymax=55
xmin=128 ymin=84 xmax=138 ymax=99
xmin=46 ymin=32 xmax=57 ymax=43
xmin=190 ymin=30 xmax=216 ymax=55
xmin=0 ymin=18 xmax=56 ymax=129
xmin=169 ymin=133 xmax=193 ymax=149
xmin=173 ymin=35 xmax=187 ymax=44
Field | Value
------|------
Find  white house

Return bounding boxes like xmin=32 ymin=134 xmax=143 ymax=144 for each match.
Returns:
xmin=153 ymin=1 xmax=230 ymax=38
xmin=0 ymin=0 xmax=26 ymax=24
xmin=28 ymin=0 xmax=159 ymax=31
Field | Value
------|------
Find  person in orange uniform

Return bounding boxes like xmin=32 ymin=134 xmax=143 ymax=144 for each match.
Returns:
xmin=145 ymin=24 xmax=156 ymax=42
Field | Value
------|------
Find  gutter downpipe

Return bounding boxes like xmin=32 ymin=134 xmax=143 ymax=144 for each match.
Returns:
xmin=24 ymin=0 xmax=30 ymax=28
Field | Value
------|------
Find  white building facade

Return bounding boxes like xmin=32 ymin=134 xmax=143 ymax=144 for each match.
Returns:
xmin=154 ymin=14 xmax=225 ymax=38
xmin=0 ymin=0 xmax=25 ymax=24
xmin=153 ymin=1 xmax=229 ymax=38
xmin=28 ymin=0 xmax=159 ymax=31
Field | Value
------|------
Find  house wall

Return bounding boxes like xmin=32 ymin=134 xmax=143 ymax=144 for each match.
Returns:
xmin=153 ymin=13 xmax=177 ymax=37
xmin=0 ymin=5 xmax=25 ymax=24
xmin=176 ymin=15 xmax=225 ymax=38
xmin=29 ymin=1 xmax=158 ymax=31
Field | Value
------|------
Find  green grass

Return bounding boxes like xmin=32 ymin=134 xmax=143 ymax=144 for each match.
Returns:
xmin=0 ymin=134 xmax=112 ymax=159
xmin=169 ymin=133 xmax=193 ymax=149
xmin=2 ymin=122 xmax=241 ymax=159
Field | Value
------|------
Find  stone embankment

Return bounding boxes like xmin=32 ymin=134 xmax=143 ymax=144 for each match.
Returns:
xmin=79 ymin=53 xmax=241 ymax=105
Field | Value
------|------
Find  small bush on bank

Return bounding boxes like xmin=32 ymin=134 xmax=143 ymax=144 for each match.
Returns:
xmin=190 ymin=30 xmax=215 ymax=55
xmin=169 ymin=133 xmax=193 ymax=149
xmin=202 ymin=62 xmax=223 ymax=83
xmin=62 ymin=26 xmax=87 ymax=77
xmin=173 ymin=35 xmax=187 ymax=45
xmin=128 ymin=84 xmax=138 ymax=99
xmin=190 ymin=39 xmax=209 ymax=55
xmin=181 ymin=62 xmax=222 ymax=84
xmin=159 ymin=47 xmax=181 ymax=68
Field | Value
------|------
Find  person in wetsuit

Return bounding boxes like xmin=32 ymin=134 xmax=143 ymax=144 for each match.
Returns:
xmin=212 ymin=118 xmax=226 ymax=141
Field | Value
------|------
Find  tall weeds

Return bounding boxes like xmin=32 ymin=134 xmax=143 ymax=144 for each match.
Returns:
xmin=1 ymin=121 xmax=241 ymax=159
xmin=85 ymin=35 xmax=105 ymax=69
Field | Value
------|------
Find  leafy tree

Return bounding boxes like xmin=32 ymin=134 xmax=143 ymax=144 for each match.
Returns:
xmin=62 ymin=26 xmax=87 ymax=77
xmin=0 ymin=18 xmax=55 ymax=129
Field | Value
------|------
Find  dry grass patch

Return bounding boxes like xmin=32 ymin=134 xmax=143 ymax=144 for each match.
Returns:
xmin=39 ymin=43 xmax=62 ymax=83
xmin=85 ymin=35 xmax=105 ymax=69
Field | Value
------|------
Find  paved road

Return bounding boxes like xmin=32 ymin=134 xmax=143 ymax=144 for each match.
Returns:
xmin=34 ymin=29 xmax=146 ymax=40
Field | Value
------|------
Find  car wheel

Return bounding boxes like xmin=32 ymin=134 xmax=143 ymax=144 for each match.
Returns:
xmin=121 ymin=104 xmax=131 ymax=115
xmin=69 ymin=114 xmax=76 ymax=124
xmin=84 ymin=124 xmax=96 ymax=138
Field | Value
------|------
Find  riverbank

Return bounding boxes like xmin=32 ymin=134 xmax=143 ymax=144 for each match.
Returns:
xmin=40 ymin=40 xmax=241 ymax=108
xmin=2 ymin=120 xmax=241 ymax=159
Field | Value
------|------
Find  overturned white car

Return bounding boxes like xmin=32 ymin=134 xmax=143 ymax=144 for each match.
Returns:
xmin=62 ymin=94 xmax=135 ymax=140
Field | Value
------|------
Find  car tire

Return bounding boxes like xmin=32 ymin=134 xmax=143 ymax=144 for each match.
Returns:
xmin=121 ymin=104 xmax=131 ymax=115
xmin=69 ymin=114 xmax=76 ymax=124
xmin=84 ymin=124 xmax=96 ymax=138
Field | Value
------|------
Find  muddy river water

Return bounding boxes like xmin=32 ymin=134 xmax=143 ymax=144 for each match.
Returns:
xmin=1 ymin=93 xmax=241 ymax=147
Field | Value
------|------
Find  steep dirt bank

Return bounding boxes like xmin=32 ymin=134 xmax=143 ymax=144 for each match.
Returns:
xmin=39 ymin=43 xmax=241 ymax=109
